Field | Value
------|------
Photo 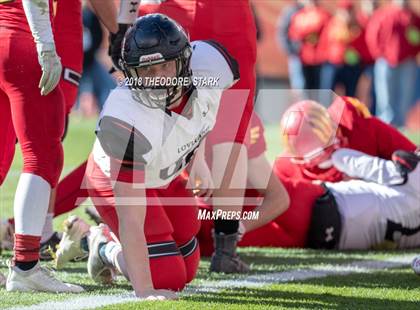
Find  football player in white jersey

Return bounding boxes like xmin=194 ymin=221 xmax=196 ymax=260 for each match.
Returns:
xmin=87 ymin=14 xmax=239 ymax=299
xmin=310 ymin=148 xmax=420 ymax=250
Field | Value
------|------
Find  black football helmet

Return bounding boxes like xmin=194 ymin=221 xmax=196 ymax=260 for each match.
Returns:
xmin=120 ymin=13 xmax=193 ymax=109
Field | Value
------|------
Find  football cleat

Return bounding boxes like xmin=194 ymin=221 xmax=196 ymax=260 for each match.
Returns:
xmin=85 ymin=206 xmax=103 ymax=225
xmin=392 ymin=150 xmax=420 ymax=184
xmin=40 ymin=232 xmax=62 ymax=261
xmin=87 ymin=224 xmax=114 ymax=284
xmin=6 ymin=261 xmax=84 ymax=293
xmin=210 ymin=232 xmax=250 ymax=274
xmin=0 ymin=219 xmax=14 ymax=251
xmin=54 ymin=215 xmax=90 ymax=269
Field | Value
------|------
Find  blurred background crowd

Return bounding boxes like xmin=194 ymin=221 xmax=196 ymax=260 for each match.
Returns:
xmin=76 ymin=0 xmax=420 ymax=130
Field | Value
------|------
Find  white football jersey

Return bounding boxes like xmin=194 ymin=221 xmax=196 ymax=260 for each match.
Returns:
xmin=327 ymin=149 xmax=420 ymax=249
xmin=93 ymin=40 xmax=238 ymax=188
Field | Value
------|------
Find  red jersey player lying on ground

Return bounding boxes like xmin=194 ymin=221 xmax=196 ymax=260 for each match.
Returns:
xmin=199 ymin=98 xmax=420 ymax=251
xmin=217 ymin=146 xmax=420 ymax=250
xmin=275 ymin=96 xmax=416 ymax=182
xmin=54 ymin=13 xmax=240 ymax=299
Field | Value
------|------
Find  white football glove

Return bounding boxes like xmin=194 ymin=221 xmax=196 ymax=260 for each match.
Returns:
xmin=37 ymin=43 xmax=62 ymax=96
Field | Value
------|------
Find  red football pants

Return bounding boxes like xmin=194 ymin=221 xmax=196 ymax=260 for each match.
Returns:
xmin=0 ymin=31 xmax=65 ymax=188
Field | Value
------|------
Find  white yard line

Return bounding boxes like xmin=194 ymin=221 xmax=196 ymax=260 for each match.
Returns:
xmin=9 ymin=255 xmax=416 ymax=310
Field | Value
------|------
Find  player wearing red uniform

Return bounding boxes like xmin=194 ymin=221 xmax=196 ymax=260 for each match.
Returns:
xmin=251 ymin=97 xmax=415 ymax=248
xmin=199 ymin=98 xmax=419 ymax=250
xmin=288 ymin=0 xmax=330 ymax=90
xmin=0 ymin=0 xmax=85 ymax=261
xmin=275 ymin=96 xmax=416 ymax=182
xmin=0 ymin=0 xmax=124 ymax=260
xmin=0 ymin=0 xmax=83 ymax=293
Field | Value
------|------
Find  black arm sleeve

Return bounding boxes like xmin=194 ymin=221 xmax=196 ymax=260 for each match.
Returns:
xmin=96 ymin=116 xmax=152 ymax=170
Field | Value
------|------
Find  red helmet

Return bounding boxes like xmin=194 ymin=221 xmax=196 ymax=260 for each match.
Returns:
xmin=280 ymin=100 xmax=341 ymax=169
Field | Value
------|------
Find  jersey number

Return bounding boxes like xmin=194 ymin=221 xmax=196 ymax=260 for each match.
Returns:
xmin=159 ymin=146 xmax=198 ymax=181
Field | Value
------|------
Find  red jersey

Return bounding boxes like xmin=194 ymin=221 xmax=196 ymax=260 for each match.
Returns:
xmin=274 ymin=96 xmax=416 ymax=182
xmin=288 ymin=5 xmax=331 ymax=65
xmin=239 ymin=178 xmax=324 ymax=248
xmin=317 ymin=12 xmax=372 ymax=65
xmin=366 ymin=5 xmax=420 ymax=66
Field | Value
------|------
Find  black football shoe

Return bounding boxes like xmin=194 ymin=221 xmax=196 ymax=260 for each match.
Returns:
xmin=85 ymin=206 xmax=103 ymax=225
xmin=39 ymin=232 xmax=62 ymax=261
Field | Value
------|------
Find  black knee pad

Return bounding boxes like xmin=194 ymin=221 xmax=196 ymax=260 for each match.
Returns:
xmin=306 ymin=185 xmax=341 ymax=249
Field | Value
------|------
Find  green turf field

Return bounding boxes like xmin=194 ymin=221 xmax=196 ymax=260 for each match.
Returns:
xmin=0 ymin=116 xmax=419 ymax=309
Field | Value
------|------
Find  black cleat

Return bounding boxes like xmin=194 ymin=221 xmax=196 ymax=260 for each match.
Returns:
xmin=210 ymin=232 xmax=250 ymax=274
xmin=85 ymin=206 xmax=103 ymax=225
xmin=39 ymin=232 xmax=62 ymax=261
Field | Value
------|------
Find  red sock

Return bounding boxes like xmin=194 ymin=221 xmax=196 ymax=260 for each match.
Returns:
xmin=14 ymin=234 xmax=41 ymax=262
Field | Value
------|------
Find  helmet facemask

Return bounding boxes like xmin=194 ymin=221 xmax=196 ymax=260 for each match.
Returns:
xmin=122 ymin=46 xmax=192 ymax=110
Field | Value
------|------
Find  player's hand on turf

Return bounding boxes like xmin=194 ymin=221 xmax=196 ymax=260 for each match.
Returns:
xmin=188 ymin=160 xmax=214 ymax=200
xmin=136 ymin=289 xmax=178 ymax=300
xmin=36 ymin=43 xmax=62 ymax=96
xmin=109 ymin=24 xmax=129 ymax=71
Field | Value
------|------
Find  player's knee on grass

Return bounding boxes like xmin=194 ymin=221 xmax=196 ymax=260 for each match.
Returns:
xmin=150 ymin=254 xmax=187 ymax=291
xmin=148 ymin=234 xmax=187 ymax=291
